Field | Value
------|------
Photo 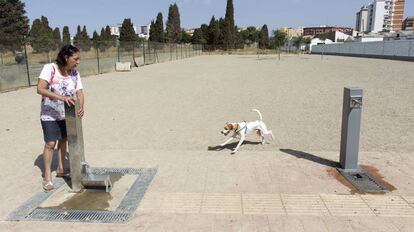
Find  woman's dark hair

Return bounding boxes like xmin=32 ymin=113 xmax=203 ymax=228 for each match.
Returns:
xmin=55 ymin=44 xmax=80 ymax=67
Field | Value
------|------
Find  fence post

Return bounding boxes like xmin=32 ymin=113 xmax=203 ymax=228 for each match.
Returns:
xmin=170 ymin=43 xmax=172 ymax=61
xmin=142 ymin=41 xmax=146 ymax=65
xmin=132 ymin=42 xmax=136 ymax=67
xmin=321 ymin=45 xmax=324 ymax=60
xmin=148 ymin=42 xmax=151 ymax=63
xmin=23 ymin=41 xmax=31 ymax=86
xmin=96 ymin=46 xmax=100 ymax=74
xmin=278 ymin=48 xmax=281 ymax=61
xmin=117 ymin=44 xmax=120 ymax=62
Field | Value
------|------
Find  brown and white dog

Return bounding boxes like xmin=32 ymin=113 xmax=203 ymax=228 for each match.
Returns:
xmin=221 ymin=109 xmax=274 ymax=154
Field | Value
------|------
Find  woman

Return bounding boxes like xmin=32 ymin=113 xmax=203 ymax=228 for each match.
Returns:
xmin=37 ymin=45 xmax=84 ymax=191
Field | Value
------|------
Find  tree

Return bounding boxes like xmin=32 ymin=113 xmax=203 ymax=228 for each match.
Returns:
xmin=105 ymin=25 xmax=117 ymax=47
xmin=234 ymin=27 xmax=244 ymax=49
xmin=52 ymin=27 xmax=62 ymax=50
xmin=293 ymin=36 xmax=304 ymax=50
xmin=270 ymin=29 xmax=287 ymax=49
xmin=149 ymin=20 xmax=156 ymax=42
xmin=181 ymin=30 xmax=192 ymax=44
xmin=207 ymin=16 xmax=219 ymax=50
xmin=218 ymin=17 xmax=227 ymax=47
xmin=316 ymin=32 xmax=329 ymax=41
xmin=192 ymin=28 xmax=205 ymax=45
xmin=200 ymin=24 xmax=209 ymax=44
xmin=303 ymin=37 xmax=311 ymax=45
xmin=92 ymin=30 xmax=99 ymax=48
xmin=0 ymin=0 xmax=29 ymax=53
xmin=29 ymin=16 xmax=54 ymax=53
xmin=73 ymin=26 xmax=82 ymax=48
xmin=98 ymin=25 xmax=115 ymax=51
xmin=258 ymin=24 xmax=269 ymax=49
xmin=119 ymin=18 xmax=137 ymax=48
xmin=155 ymin=12 xmax=164 ymax=43
xmin=73 ymin=25 xmax=91 ymax=51
xmin=81 ymin=26 xmax=91 ymax=51
xmin=166 ymin=3 xmax=181 ymax=43
xmin=240 ymin=26 xmax=260 ymax=46
xmin=223 ymin=0 xmax=235 ymax=49
xmin=62 ymin=26 xmax=70 ymax=45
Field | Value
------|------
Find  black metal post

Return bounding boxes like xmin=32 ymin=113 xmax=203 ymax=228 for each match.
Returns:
xmin=23 ymin=41 xmax=31 ymax=86
xmin=96 ymin=46 xmax=100 ymax=74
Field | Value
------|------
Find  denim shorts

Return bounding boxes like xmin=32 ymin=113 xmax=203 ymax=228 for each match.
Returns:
xmin=40 ymin=120 xmax=67 ymax=142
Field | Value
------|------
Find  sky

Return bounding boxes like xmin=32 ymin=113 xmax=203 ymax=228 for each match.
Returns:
xmin=23 ymin=0 xmax=414 ymax=35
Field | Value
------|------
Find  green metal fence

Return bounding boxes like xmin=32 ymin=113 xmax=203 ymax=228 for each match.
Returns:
xmin=0 ymin=41 xmax=203 ymax=92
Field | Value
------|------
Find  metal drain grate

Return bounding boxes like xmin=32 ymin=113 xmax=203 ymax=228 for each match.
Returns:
xmin=7 ymin=167 xmax=157 ymax=223
xmin=337 ymin=168 xmax=387 ymax=193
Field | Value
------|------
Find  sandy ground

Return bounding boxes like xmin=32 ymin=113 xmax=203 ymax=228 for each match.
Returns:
xmin=1 ymin=54 xmax=414 ymax=231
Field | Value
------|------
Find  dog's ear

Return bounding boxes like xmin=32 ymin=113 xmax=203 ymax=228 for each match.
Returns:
xmin=228 ymin=124 xmax=234 ymax=130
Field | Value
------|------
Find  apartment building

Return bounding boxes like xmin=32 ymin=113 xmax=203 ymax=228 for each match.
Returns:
xmin=355 ymin=0 xmax=405 ymax=33
xmin=403 ymin=17 xmax=414 ymax=31
xmin=281 ymin=27 xmax=304 ymax=38
xmin=389 ymin=0 xmax=405 ymax=31
xmin=303 ymin=26 xmax=353 ymax=37
xmin=356 ymin=6 xmax=369 ymax=32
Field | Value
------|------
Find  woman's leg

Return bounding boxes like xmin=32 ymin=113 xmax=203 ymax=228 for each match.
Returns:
xmin=43 ymin=141 xmax=56 ymax=181
xmin=56 ymin=137 xmax=67 ymax=174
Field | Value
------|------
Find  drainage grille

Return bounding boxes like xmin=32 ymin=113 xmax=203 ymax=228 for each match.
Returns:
xmin=7 ymin=167 xmax=157 ymax=223
xmin=337 ymin=168 xmax=387 ymax=193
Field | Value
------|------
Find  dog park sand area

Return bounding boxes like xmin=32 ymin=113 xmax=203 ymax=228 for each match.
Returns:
xmin=1 ymin=54 xmax=414 ymax=231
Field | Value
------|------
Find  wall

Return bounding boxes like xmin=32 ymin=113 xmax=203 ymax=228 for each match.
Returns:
xmin=311 ymin=40 xmax=414 ymax=61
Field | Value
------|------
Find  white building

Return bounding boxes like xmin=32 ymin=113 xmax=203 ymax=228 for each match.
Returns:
xmin=356 ymin=6 xmax=369 ymax=32
xmin=331 ymin=31 xmax=353 ymax=42
xmin=309 ymin=38 xmax=334 ymax=52
xmin=138 ymin=24 xmax=151 ymax=40
xmin=110 ymin=26 xmax=120 ymax=36
xmin=110 ymin=24 xmax=138 ymax=37
xmin=354 ymin=35 xmax=384 ymax=42
xmin=369 ymin=0 xmax=386 ymax=32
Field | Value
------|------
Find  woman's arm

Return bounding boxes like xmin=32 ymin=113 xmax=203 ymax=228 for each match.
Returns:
xmin=37 ymin=79 xmax=75 ymax=105
xmin=76 ymin=89 xmax=84 ymax=118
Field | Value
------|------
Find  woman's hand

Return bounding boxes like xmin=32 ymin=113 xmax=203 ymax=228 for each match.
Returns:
xmin=61 ymin=96 xmax=75 ymax=106
xmin=77 ymin=106 xmax=84 ymax=118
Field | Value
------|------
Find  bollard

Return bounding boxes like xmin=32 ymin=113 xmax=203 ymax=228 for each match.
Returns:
xmin=339 ymin=87 xmax=363 ymax=171
xmin=65 ymin=100 xmax=85 ymax=192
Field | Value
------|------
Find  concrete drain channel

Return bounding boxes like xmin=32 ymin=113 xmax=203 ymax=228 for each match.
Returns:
xmin=7 ymin=167 xmax=157 ymax=223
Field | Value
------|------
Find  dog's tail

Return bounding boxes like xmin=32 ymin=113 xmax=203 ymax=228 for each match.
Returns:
xmin=252 ymin=109 xmax=263 ymax=121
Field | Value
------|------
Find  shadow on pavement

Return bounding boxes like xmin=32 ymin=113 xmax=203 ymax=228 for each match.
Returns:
xmin=208 ymin=141 xmax=262 ymax=151
xmin=34 ymin=151 xmax=70 ymax=178
xmin=280 ymin=148 xmax=340 ymax=168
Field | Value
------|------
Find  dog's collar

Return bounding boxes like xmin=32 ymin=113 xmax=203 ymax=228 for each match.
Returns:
xmin=235 ymin=121 xmax=247 ymax=134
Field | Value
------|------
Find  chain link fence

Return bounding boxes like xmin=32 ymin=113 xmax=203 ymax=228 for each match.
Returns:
xmin=202 ymin=44 xmax=302 ymax=55
xmin=0 ymin=41 xmax=203 ymax=92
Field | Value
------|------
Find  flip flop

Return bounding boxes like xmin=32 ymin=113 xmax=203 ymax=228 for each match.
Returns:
xmin=42 ymin=181 xmax=54 ymax=191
